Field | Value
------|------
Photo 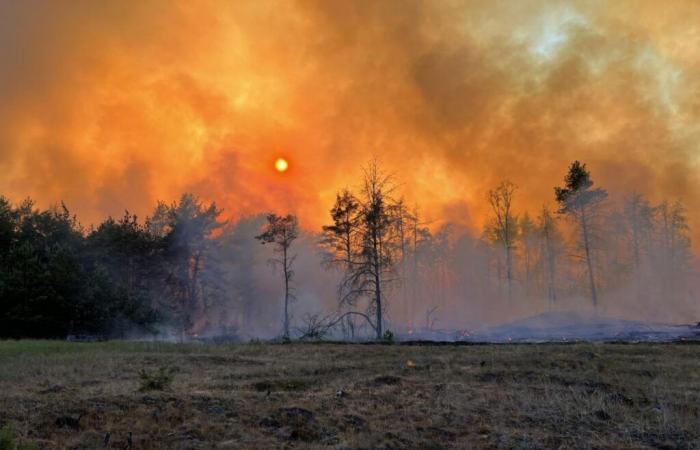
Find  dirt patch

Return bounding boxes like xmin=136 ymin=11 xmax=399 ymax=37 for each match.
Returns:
xmin=339 ymin=414 xmax=368 ymax=432
xmin=260 ymin=407 xmax=337 ymax=443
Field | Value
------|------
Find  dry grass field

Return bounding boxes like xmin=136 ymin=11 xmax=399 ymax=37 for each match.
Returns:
xmin=1 ymin=340 xmax=700 ymax=449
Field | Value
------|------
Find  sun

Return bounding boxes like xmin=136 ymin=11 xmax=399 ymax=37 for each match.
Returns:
xmin=274 ymin=157 xmax=289 ymax=172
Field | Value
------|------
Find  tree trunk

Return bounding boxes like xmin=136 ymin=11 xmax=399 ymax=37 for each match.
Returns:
xmin=543 ymin=226 xmax=557 ymax=306
xmin=375 ymin=270 xmax=382 ymax=340
xmin=580 ymin=209 xmax=598 ymax=308
xmin=373 ymin=230 xmax=383 ymax=340
xmin=411 ymin=221 xmax=418 ymax=328
xmin=631 ymin=222 xmax=642 ymax=300
xmin=546 ymin=245 xmax=556 ymax=306
xmin=283 ymin=246 xmax=290 ymax=338
xmin=505 ymin=243 xmax=513 ymax=301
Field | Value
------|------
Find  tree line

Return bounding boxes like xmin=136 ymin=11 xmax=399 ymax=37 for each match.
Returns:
xmin=317 ymin=160 xmax=695 ymax=337
xmin=0 ymin=160 xmax=695 ymax=339
xmin=0 ymin=194 xmax=223 ymax=338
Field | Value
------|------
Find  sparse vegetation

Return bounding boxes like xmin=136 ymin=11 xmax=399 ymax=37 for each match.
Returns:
xmin=137 ymin=366 xmax=175 ymax=391
xmin=1 ymin=340 xmax=700 ymax=448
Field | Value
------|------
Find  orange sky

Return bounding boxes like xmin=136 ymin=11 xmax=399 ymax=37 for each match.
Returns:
xmin=1 ymin=0 xmax=699 ymax=239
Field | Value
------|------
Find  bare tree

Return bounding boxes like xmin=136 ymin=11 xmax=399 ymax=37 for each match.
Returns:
xmin=256 ymin=214 xmax=299 ymax=339
xmin=394 ymin=200 xmax=408 ymax=319
xmin=488 ymin=181 xmax=518 ymax=301
xmin=555 ymin=161 xmax=607 ymax=308
xmin=322 ymin=161 xmax=401 ymax=340
xmin=356 ymin=162 xmax=401 ymax=339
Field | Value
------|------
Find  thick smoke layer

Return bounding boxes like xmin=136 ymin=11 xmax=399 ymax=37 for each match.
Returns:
xmin=0 ymin=0 xmax=698 ymax=237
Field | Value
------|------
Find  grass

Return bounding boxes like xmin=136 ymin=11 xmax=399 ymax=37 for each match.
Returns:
xmin=138 ymin=367 xmax=175 ymax=392
xmin=0 ymin=424 xmax=37 ymax=450
xmin=1 ymin=340 xmax=700 ymax=448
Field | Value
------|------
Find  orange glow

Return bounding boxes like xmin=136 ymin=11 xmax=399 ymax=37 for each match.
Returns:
xmin=0 ymin=1 xmax=698 ymax=246
xmin=275 ymin=158 xmax=289 ymax=173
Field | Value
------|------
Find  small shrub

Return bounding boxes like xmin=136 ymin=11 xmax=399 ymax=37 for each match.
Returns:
xmin=382 ymin=330 xmax=395 ymax=344
xmin=138 ymin=367 xmax=175 ymax=391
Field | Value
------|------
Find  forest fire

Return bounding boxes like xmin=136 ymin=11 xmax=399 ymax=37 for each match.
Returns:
xmin=0 ymin=159 xmax=697 ymax=342
xmin=2 ymin=2 xmax=700 ymax=447
xmin=0 ymin=1 xmax=699 ymax=243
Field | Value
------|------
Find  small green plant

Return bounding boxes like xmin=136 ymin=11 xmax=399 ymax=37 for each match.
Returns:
xmin=138 ymin=367 xmax=175 ymax=391
xmin=0 ymin=425 xmax=38 ymax=450
xmin=382 ymin=330 xmax=394 ymax=344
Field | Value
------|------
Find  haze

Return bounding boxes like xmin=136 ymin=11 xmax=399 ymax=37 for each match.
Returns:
xmin=1 ymin=0 xmax=698 ymax=238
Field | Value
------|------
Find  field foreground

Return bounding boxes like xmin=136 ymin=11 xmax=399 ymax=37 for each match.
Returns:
xmin=1 ymin=341 xmax=700 ymax=449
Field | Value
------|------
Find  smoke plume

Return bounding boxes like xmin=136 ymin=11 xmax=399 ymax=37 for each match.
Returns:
xmin=1 ymin=0 xmax=699 ymax=241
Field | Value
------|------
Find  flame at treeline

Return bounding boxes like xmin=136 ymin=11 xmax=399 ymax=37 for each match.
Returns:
xmin=1 ymin=0 xmax=699 ymax=242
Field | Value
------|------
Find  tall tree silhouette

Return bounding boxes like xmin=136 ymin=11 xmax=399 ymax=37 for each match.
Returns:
xmin=87 ymin=212 xmax=163 ymax=336
xmin=406 ymin=205 xmax=430 ymax=327
xmin=622 ymin=193 xmax=654 ymax=299
xmin=322 ymin=190 xmax=360 ymax=299
xmin=151 ymin=193 xmax=224 ymax=336
xmin=354 ymin=162 xmax=401 ymax=339
xmin=322 ymin=189 xmax=362 ymax=337
xmin=488 ymin=181 xmax=518 ymax=301
xmin=623 ymin=193 xmax=654 ymax=272
xmin=519 ymin=212 xmax=537 ymax=296
xmin=256 ymin=214 xmax=299 ymax=339
xmin=654 ymin=200 xmax=692 ymax=308
xmin=322 ymin=161 xmax=401 ymax=340
xmin=555 ymin=161 xmax=607 ymax=308
xmin=537 ymin=206 xmax=561 ymax=306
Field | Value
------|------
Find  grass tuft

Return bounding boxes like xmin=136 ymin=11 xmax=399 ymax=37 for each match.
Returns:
xmin=138 ymin=366 xmax=175 ymax=391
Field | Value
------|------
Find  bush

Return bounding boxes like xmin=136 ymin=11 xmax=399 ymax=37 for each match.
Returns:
xmin=138 ymin=367 xmax=175 ymax=391
xmin=382 ymin=330 xmax=395 ymax=344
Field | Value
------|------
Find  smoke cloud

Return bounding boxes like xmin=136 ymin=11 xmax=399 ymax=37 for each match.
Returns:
xmin=1 ymin=0 xmax=699 ymax=241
